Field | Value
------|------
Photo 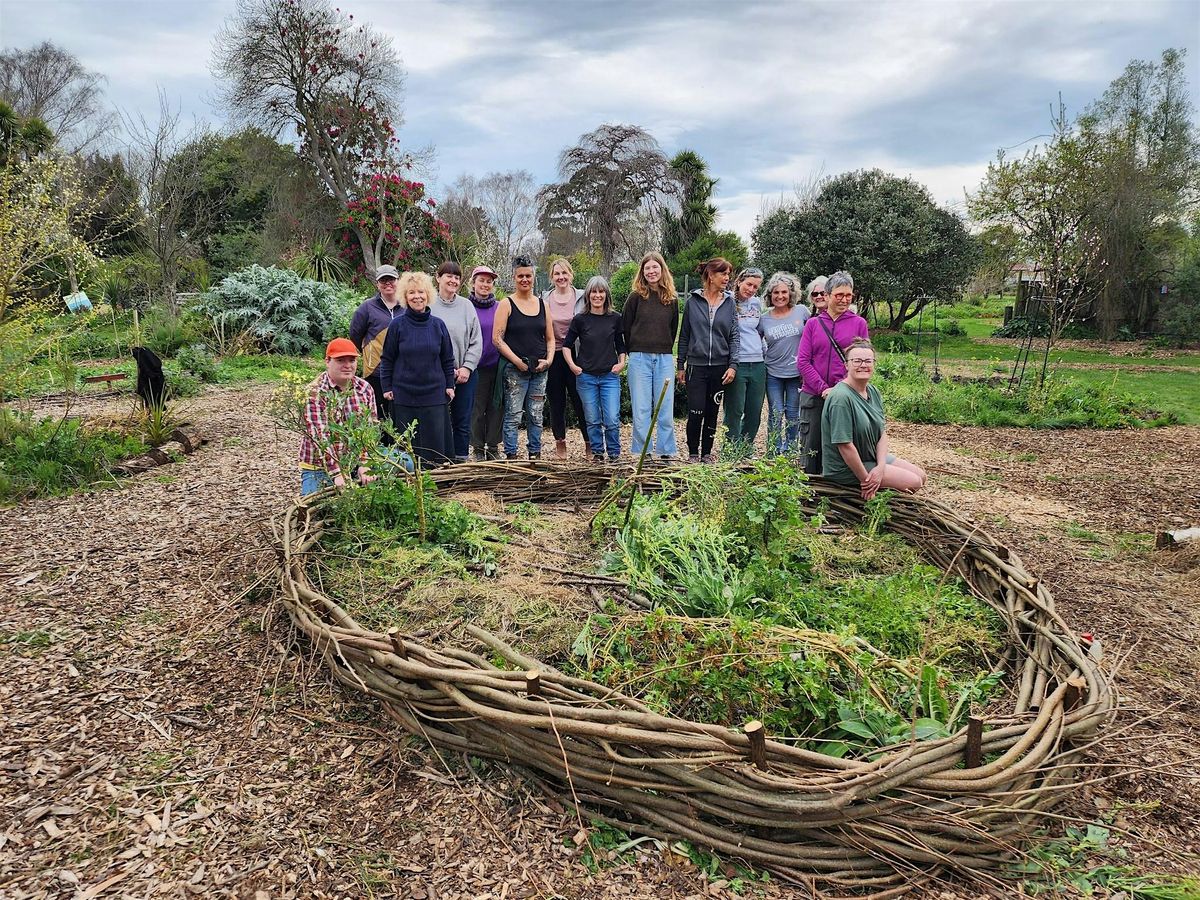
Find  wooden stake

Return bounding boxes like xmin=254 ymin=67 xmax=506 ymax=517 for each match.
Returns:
xmin=1063 ymin=676 xmax=1086 ymax=712
xmin=965 ymin=716 xmax=984 ymax=769
xmin=745 ymin=720 xmax=767 ymax=770
xmin=525 ymin=669 xmax=541 ymax=698
xmin=387 ymin=628 xmax=407 ymax=659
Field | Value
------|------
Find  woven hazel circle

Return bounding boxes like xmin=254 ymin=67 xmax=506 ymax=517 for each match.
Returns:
xmin=271 ymin=463 xmax=1114 ymax=892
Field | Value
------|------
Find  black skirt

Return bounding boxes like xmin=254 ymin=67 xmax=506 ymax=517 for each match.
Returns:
xmin=391 ymin=403 xmax=453 ymax=468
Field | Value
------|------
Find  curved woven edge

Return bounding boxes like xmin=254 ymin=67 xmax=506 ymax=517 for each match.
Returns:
xmin=269 ymin=465 xmax=1116 ymax=892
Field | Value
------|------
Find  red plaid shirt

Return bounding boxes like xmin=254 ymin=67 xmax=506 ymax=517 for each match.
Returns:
xmin=298 ymin=373 xmax=377 ymax=476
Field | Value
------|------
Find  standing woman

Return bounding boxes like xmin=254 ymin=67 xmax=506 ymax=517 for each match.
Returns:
xmin=796 ymin=270 xmax=869 ymax=475
xmin=378 ymin=271 xmax=456 ymax=468
xmin=722 ymin=267 xmax=766 ymax=453
xmin=493 ymin=256 xmax=554 ymax=460
xmin=468 ymin=266 xmax=503 ymax=460
xmin=431 ymin=261 xmax=482 ymax=463
xmin=621 ymin=252 xmax=680 ymax=460
xmin=806 ymin=276 xmax=828 ymax=314
xmin=822 ymin=339 xmax=926 ymax=497
xmin=677 ymin=258 xmax=739 ymax=463
xmin=542 ymin=257 xmax=588 ymax=458
xmin=759 ymin=272 xmax=809 ymax=455
xmin=563 ymin=276 xmax=626 ymax=462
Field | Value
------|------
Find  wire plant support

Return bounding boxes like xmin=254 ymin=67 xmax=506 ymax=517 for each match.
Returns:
xmin=269 ymin=463 xmax=1115 ymax=893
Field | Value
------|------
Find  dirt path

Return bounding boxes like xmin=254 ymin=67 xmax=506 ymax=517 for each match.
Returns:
xmin=2 ymin=387 xmax=1199 ymax=899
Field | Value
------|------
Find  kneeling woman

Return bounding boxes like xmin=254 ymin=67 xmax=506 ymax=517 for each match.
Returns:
xmin=563 ymin=276 xmax=626 ymax=462
xmin=378 ymin=271 xmax=456 ymax=467
xmin=821 ymin=339 xmax=926 ymax=499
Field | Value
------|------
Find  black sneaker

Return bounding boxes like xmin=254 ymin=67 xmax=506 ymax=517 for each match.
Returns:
xmin=528 ymin=452 xmax=541 ymax=460
xmin=593 ymin=453 xmax=605 ymax=463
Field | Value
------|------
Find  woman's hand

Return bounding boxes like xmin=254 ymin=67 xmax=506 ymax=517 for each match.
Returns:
xmin=721 ymin=367 xmax=736 ymax=385
xmin=515 ymin=359 xmax=529 ymax=373
xmin=446 ymin=387 xmax=456 ymax=400
xmin=455 ymin=367 xmax=470 ymax=384
xmin=821 ymin=387 xmax=833 ymax=399
xmin=569 ymin=363 xmax=583 ymax=376
xmin=383 ymin=390 xmax=394 ymax=401
xmin=676 ymin=368 xmax=686 ymax=386
xmin=535 ymin=357 xmax=551 ymax=372
xmin=611 ymin=361 xmax=626 ymax=375
xmin=860 ymin=466 xmax=884 ymax=500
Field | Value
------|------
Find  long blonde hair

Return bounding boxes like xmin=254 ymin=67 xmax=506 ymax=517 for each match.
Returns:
xmin=632 ymin=251 xmax=677 ymax=305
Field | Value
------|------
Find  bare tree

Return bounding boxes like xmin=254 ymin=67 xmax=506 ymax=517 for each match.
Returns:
xmin=123 ymin=94 xmax=217 ymax=312
xmin=539 ymin=124 xmax=679 ymax=274
xmin=451 ymin=170 xmax=540 ymax=263
xmin=211 ymin=0 xmax=414 ymax=275
xmin=0 ymin=41 xmax=112 ymax=152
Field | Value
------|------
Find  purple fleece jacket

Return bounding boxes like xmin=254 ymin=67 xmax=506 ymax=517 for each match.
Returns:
xmin=796 ymin=310 xmax=870 ymax=395
xmin=470 ymin=293 xmax=500 ymax=368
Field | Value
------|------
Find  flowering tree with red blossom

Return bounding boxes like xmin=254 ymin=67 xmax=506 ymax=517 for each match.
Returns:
xmin=211 ymin=0 xmax=445 ymax=276
xmin=336 ymin=173 xmax=450 ymax=276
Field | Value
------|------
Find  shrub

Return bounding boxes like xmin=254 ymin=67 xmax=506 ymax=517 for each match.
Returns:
xmin=164 ymin=365 xmax=201 ymax=398
xmin=872 ymin=331 xmax=912 ymax=353
xmin=142 ymin=310 xmax=202 ymax=356
xmin=192 ymin=265 xmax=339 ymax=355
xmin=1160 ymin=252 xmax=1200 ymax=345
xmin=174 ymin=344 xmax=220 ymax=383
xmin=609 ymin=262 xmax=637 ymax=310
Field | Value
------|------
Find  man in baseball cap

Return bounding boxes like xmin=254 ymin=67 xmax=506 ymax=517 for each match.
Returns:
xmin=297 ymin=338 xmax=377 ymax=496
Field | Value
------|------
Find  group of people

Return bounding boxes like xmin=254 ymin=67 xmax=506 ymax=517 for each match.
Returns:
xmin=298 ymin=253 xmax=926 ymax=500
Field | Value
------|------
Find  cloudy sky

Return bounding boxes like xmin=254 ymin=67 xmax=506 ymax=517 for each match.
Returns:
xmin=3 ymin=0 xmax=1197 ymax=241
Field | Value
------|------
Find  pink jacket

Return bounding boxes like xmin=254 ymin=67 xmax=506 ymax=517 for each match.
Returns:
xmin=796 ymin=310 xmax=870 ymax=395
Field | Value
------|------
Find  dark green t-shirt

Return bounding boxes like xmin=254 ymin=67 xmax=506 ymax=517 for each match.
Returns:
xmin=821 ymin=381 xmax=886 ymax=485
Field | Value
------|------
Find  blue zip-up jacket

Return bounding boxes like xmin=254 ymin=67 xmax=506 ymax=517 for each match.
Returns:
xmin=676 ymin=289 xmax=740 ymax=371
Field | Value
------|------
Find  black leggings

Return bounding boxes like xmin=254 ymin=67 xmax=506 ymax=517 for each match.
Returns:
xmin=685 ymin=364 xmax=725 ymax=457
xmin=546 ymin=350 xmax=587 ymax=443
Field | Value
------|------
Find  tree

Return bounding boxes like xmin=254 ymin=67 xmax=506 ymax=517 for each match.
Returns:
xmin=212 ymin=0 xmax=441 ymax=275
xmin=538 ymin=124 xmax=679 ymax=275
xmin=754 ymin=169 xmax=978 ymax=329
xmin=971 ymin=224 xmax=1020 ymax=299
xmin=449 ymin=170 xmax=539 ymax=264
xmin=670 ymin=231 xmax=749 ymax=285
xmin=334 ymin=173 xmax=449 ymax=277
xmin=0 ymin=42 xmax=112 ymax=152
xmin=123 ymin=95 xmax=217 ymax=311
xmin=661 ymin=150 xmax=717 ymax=257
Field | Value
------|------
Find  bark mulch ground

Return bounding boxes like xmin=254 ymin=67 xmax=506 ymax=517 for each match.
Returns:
xmin=2 ymin=386 xmax=1198 ymax=899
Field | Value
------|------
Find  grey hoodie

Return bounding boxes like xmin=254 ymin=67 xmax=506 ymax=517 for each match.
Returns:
xmin=431 ymin=293 xmax=483 ymax=371
xmin=677 ymin=289 xmax=740 ymax=370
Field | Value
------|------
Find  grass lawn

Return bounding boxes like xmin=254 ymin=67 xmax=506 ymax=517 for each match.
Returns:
xmin=1060 ymin=368 xmax=1200 ymax=425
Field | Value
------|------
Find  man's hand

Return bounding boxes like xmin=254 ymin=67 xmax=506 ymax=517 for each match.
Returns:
xmin=333 ymin=473 xmax=347 ymax=488
xmin=721 ymin=367 xmax=736 ymax=385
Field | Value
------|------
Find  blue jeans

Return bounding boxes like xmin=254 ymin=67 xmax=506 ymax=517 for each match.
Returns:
xmin=300 ymin=468 xmax=333 ymax=497
xmin=627 ymin=352 xmax=678 ymax=457
xmin=766 ymin=374 xmax=802 ymax=455
xmin=577 ymin=371 xmax=622 ymax=458
xmin=448 ymin=369 xmax=478 ymax=461
xmin=502 ymin=366 xmax=548 ymax=457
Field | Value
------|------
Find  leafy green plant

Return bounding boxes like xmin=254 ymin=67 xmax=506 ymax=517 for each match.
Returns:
xmin=289 ymin=235 xmax=352 ymax=284
xmin=193 ymin=265 xmax=339 ymax=355
xmin=174 ymin=344 xmax=220 ymax=383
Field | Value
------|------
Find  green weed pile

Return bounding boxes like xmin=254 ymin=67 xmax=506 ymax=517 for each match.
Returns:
xmin=575 ymin=458 xmax=1006 ymax=755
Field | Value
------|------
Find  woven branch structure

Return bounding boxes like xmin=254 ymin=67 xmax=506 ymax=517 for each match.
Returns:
xmin=271 ymin=462 xmax=1114 ymax=893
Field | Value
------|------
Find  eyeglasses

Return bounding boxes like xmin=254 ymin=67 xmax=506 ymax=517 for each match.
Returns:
xmin=377 ymin=276 xmax=397 ymax=283
xmin=847 ymin=358 xmax=875 ymax=367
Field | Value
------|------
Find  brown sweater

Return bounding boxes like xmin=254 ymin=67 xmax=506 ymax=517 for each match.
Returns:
xmin=621 ymin=292 xmax=679 ymax=354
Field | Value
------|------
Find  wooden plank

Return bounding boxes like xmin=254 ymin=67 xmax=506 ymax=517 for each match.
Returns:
xmin=83 ymin=373 xmax=128 ymax=384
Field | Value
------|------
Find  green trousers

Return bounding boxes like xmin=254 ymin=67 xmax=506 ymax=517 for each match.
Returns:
xmin=722 ymin=361 xmax=766 ymax=448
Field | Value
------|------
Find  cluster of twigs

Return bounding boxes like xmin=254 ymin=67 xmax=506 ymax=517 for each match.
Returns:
xmin=270 ymin=463 xmax=1114 ymax=893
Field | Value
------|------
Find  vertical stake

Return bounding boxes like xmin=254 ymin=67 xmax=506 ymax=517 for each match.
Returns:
xmin=745 ymin=720 xmax=767 ymax=770
xmin=525 ymin=669 xmax=541 ymax=698
xmin=387 ymin=628 xmax=407 ymax=659
xmin=965 ymin=716 xmax=984 ymax=768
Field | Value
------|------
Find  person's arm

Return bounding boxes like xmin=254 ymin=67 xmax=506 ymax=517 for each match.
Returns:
xmin=303 ymin=390 xmax=343 ymax=482
xmin=440 ymin=325 xmax=456 ymax=400
xmin=538 ymin=305 xmax=555 ymax=372
xmin=613 ymin=316 xmax=627 ymax=374
xmin=676 ymin=301 xmax=691 ymax=384
xmin=492 ymin=300 xmax=526 ymax=370
xmin=462 ymin=309 xmax=483 ymax=375
xmin=620 ymin=293 xmax=639 ymax=347
xmin=796 ymin=321 xmax=827 ymax=394
xmin=563 ymin=316 xmax=583 ymax=375
xmin=722 ymin=301 xmax=739 ymax=385
xmin=349 ymin=302 xmax=368 ymax=350
xmin=378 ymin=324 xmax=398 ymax=400
xmin=835 ymin=441 xmax=876 ymax=495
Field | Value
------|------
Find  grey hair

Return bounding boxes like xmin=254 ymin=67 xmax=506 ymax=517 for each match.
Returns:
xmin=806 ymin=276 xmax=828 ymax=301
xmin=582 ymin=275 xmax=613 ymax=312
xmin=826 ymin=271 xmax=854 ymax=294
xmin=763 ymin=271 xmax=801 ymax=308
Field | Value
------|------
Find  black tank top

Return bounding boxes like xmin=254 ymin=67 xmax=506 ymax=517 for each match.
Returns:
xmin=505 ymin=297 xmax=548 ymax=364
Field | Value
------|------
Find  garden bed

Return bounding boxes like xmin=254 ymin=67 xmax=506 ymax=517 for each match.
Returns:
xmin=271 ymin=462 xmax=1114 ymax=893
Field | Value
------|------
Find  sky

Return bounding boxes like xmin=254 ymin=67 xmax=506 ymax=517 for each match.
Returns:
xmin=2 ymin=0 xmax=1197 ymax=242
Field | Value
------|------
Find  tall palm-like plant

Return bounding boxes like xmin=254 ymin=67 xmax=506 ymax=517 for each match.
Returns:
xmin=662 ymin=150 xmax=718 ymax=258
xmin=290 ymin=234 xmax=352 ymax=283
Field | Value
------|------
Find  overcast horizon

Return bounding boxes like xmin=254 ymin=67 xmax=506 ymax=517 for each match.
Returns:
xmin=2 ymin=0 xmax=1197 ymax=242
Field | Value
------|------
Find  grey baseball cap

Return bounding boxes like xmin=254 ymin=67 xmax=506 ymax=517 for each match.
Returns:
xmin=375 ymin=265 xmax=400 ymax=280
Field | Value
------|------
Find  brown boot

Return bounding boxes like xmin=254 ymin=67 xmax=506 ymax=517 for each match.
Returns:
xmin=554 ymin=439 xmax=568 ymax=459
